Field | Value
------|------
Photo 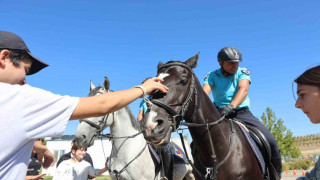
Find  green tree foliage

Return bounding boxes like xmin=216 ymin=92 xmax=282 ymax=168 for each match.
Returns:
xmin=261 ymin=107 xmax=301 ymax=158
xmin=183 ymin=134 xmax=189 ymax=140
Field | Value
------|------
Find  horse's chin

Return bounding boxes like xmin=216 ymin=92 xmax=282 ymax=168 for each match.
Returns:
xmin=74 ymin=138 xmax=92 ymax=148
xmin=152 ymin=127 xmax=172 ymax=146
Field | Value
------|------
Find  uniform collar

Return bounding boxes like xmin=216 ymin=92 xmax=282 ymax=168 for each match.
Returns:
xmin=214 ymin=68 xmax=223 ymax=76
xmin=215 ymin=67 xmax=236 ymax=78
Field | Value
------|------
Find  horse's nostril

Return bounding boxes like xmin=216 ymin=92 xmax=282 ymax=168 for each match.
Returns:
xmin=82 ymin=135 xmax=86 ymax=139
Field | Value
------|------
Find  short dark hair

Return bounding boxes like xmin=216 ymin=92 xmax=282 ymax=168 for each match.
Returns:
xmin=294 ymin=65 xmax=320 ymax=87
xmin=71 ymin=143 xmax=87 ymax=152
xmin=0 ymin=49 xmax=32 ymax=67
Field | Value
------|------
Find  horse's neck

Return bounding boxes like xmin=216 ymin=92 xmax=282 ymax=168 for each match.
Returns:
xmin=109 ymin=108 xmax=156 ymax=180
xmin=110 ymin=108 xmax=146 ymax=148
xmin=190 ymin=85 xmax=232 ymax=162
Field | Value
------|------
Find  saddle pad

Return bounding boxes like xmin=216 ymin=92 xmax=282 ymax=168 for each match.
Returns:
xmin=170 ymin=142 xmax=188 ymax=164
xmin=148 ymin=142 xmax=188 ymax=165
xmin=235 ymin=121 xmax=266 ymax=174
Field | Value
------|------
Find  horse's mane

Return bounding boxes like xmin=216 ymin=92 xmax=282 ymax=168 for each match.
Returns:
xmin=89 ymin=86 xmax=141 ymax=131
xmin=123 ymin=106 xmax=141 ymax=131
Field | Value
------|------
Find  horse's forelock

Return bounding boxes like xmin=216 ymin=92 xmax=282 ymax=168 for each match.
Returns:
xmin=88 ymin=86 xmax=104 ymax=96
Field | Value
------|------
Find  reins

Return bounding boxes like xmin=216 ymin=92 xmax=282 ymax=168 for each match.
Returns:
xmin=101 ymin=132 xmax=146 ymax=180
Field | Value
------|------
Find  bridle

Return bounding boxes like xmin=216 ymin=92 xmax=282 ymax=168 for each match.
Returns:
xmin=102 ymin=131 xmax=146 ymax=180
xmin=81 ymin=109 xmax=147 ymax=180
xmin=79 ymin=114 xmax=109 ymax=147
xmin=148 ymin=62 xmax=235 ymax=180
xmin=79 ymin=88 xmax=147 ymax=179
xmin=149 ymin=62 xmax=198 ymax=132
xmin=79 ymin=87 xmax=110 ymax=144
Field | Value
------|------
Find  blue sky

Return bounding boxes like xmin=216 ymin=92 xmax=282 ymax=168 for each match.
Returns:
xmin=1 ymin=0 xmax=319 ymax=137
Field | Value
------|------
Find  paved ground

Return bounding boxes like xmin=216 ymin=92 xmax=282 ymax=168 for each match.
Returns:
xmin=281 ymin=170 xmax=305 ymax=180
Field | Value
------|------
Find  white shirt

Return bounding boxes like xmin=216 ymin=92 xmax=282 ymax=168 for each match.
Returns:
xmin=0 ymin=83 xmax=79 ymax=180
xmin=53 ymin=159 xmax=100 ymax=180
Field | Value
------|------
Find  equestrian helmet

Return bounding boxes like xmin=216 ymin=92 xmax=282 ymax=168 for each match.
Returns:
xmin=217 ymin=47 xmax=242 ymax=62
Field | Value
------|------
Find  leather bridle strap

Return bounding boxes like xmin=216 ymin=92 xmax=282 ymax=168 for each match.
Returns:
xmin=151 ymin=100 xmax=180 ymax=117
xmin=149 ymin=73 xmax=196 ymax=131
xmin=157 ymin=62 xmax=193 ymax=74
xmin=80 ymin=114 xmax=109 ymax=146
xmin=80 ymin=119 xmax=101 ymax=130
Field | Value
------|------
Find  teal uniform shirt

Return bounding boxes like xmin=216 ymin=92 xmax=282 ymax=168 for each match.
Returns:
xmin=139 ymin=99 xmax=148 ymax=114
xmin=203 ymin=67 xmax=251 ymax=109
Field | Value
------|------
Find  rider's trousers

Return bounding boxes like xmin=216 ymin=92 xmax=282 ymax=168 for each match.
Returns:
xmin=231 ymin=108 xmax=281 ymax=159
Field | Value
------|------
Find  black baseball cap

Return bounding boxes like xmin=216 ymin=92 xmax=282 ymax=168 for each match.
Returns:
xmin=0 ymin=31 xmax=48 ymax=75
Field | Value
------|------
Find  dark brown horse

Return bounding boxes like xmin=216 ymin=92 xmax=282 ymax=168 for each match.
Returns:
xmin=141 ymin=53 xmax=264 ymax=180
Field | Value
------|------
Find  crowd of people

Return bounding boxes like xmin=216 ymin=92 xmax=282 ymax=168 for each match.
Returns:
xmin=0 ymin=30 xmax=319 ymax=180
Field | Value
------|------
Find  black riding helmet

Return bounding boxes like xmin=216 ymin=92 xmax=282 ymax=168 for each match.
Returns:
xmin=217 ymin=47 xmax=242 ymax=62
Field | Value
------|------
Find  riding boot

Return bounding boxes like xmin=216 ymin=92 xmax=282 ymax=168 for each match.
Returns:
xmin=270 ymin=157 xmax=282 ymax=180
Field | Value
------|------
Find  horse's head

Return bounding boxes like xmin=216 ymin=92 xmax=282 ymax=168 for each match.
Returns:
xmin=141 ymin=53 xmax=199 ymax=146
xmin=75 ymin=77 xmax=114 ymax=147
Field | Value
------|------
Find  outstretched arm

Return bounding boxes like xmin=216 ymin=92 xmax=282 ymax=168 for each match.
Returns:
xmin=70 ymin=77 xmax=168 ymax=120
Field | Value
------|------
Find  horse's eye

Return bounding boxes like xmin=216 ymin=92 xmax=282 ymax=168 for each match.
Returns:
xmin=179 ymin=78 xmax=188 ymax=85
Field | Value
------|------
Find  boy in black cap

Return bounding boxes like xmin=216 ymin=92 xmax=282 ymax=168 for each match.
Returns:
xmin=0 ymin=31 xmax=168 ymax=180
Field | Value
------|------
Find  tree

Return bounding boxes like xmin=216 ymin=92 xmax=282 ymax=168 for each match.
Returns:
xmin=261 ymin=107 xmax=301 ymax=158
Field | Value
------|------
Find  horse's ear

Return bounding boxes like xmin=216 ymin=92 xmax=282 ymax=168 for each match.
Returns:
xmin=103 ymin=76 xmax=110 ymax=91
xmin=185 ymin=52 xmax=199 ymax=69
xmin=157 ymin=62 xmax=164 ymax=70
xmin=90 ymin=80 xmax=96 ymax=91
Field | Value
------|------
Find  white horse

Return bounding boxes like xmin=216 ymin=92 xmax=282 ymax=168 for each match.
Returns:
xmin=75 ymin=77 xmax=194 ymax=180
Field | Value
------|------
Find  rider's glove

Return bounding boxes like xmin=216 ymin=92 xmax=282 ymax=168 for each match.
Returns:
xmin=220 ymin=104 xmax=235 ymax=117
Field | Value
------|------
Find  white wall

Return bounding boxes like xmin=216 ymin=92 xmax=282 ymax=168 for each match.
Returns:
xmin=42 ymin=139 xmax=112 ymax=176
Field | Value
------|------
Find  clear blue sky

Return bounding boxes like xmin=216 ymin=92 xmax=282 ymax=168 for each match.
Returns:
xmin=1 ymin=0 xmax=319 ymax=137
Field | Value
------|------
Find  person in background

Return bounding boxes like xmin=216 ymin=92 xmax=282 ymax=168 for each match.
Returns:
xmin=137 ymin=77 xmax=152 ymax=121
xmin=25 ymin=139 xmax=47 ymax=180
xmin=53 ymin=143 xmax=108 ymax=180
xmin=295 ymin=65 xmax=320 ymax=180
xmin=0 ymin=31 xmax=168 ymax=180
xmin=57 ymin=139 xmax=96 ymax=180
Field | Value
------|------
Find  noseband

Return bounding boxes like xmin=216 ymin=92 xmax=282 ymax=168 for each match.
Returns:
xmin=80 ymin=114 xmax=109 ymax=146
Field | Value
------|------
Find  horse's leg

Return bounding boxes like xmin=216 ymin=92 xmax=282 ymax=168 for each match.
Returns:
xmin=184 ymin=164 xmax=195 ymax=180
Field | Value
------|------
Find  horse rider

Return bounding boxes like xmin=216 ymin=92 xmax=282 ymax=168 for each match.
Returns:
xmin=202 ymin=46 xmax=282 ymax=179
